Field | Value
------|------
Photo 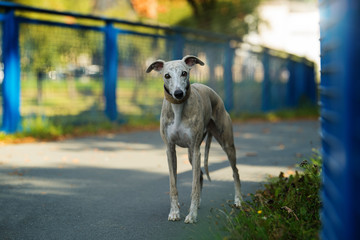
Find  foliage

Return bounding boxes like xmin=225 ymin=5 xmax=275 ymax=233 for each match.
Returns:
xmin=5 ymin=0 xmax=136 ymax=77
xmin=223 ymin=152 xmax=322 ymax=240
xmin=0 ymin=114 xmax=159 ymax=144
xmin=4 ymin=0 xmax=137 ymax=19
xmin=177 ymin=0 xmax=262 ymax=37
xmin=21 ymin=115 xmax=63 ymax=139
xmin=0 ymin=102 xmax=318 ymax=144
xmin=232 ymin=105 xmax=319 ymax=122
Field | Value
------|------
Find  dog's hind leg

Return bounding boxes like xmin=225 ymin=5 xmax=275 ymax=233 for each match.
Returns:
xmin=208 ymin=118 xmax=243 ymax=207
xmin=224 ymin=143 xmax=242 ymax=207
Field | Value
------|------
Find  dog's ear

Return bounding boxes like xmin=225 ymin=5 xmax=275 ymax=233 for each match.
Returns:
xmin=182 ymin=55 xmax=205 ymax=68
xmin=146 ymin=60 xmax=165 ymax=73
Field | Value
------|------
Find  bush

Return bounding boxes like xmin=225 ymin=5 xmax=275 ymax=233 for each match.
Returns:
xmin=224 ymin=152 xmax=322 ymax=240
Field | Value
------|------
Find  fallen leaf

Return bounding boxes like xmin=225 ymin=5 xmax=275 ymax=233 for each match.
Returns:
xmin=243 ymin=133 xmax=254 ymax=139
xmin=8 ymin=170 xmax=25 ymax=176
xmin=72 ymin=158 xmax=80 ymax=164
xmin=285 ymin=170 xmax=296 ymax=177
xmin=234 ymin=132 xmax=241 ymax=137
xmin=183 ymin=160 xmax=190 ymax=164
xmin=262 ymin=128 xmax=270 ymax=134
xmin=282 ymin=206 xmax=299 ymax=221
xmin=246 ymin=152 xmax=257 ymax=157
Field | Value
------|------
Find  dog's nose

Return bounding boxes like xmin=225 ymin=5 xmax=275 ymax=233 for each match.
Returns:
xmin=174 ymin=90 xmax=184 ymax=99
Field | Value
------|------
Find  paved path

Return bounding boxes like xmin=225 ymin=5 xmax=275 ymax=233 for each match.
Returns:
xmin=0 ymin=121 xmax=320 ymax=239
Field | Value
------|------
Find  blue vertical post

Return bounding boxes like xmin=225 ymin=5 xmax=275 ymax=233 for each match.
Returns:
xmin=305 ymin=61 xmax=317 ymax=104
xmin=1 ymin=10 xmax=21 ymax=133
xmin=172 ymin=32 xmax=184 ymax=60
xmin=224 ymin=42 xmax=234 ymax=111
xmin=295 ymin=58 xmax=306 ymax=104
xmin=104 ymin=21 xmax=118 ymax=121
xmin=319 ymin=0 xmax=360 ymax=239
xmin=286 ymin=56 xmax=296 ymax=107
xmin=261 ymin=48 xmax=270 ymax=111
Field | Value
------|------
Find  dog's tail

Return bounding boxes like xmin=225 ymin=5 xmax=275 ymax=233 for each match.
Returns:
xmin=204 ymin=132 xmax=212 ymax=182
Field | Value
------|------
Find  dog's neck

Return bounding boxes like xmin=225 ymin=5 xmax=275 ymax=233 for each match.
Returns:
xmin=171 ymin=103 xmax=184 ymax=128
xmin=163 ymin=83 xmax=191 ymax=105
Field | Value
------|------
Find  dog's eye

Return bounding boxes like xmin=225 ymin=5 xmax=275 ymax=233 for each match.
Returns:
xmin=164 ymin=73 xmax=171 ymax=79
xmin=181 ymin=71 xmax=187 ymax=77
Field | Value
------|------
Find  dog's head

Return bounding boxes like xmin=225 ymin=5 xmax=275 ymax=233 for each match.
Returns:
xmin=146 ymin=55 xmax=204 ymax=101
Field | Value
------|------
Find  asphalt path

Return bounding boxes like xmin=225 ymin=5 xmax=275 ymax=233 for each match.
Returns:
xmin=0 ymin=120 xmax=320 ymax=239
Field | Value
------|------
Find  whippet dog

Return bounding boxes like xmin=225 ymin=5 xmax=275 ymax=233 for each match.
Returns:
xmin=146 ymin=55 xmax=242 ymax=223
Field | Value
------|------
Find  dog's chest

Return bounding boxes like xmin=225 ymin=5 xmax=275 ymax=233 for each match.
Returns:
xmin=167 ymin=122 xmax=192 ymax=147
xmin=164 ymin=104 xmax=193 ymax=147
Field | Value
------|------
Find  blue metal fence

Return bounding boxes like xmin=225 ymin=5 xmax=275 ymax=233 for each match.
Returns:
xmin=319 ymin=0 xmax=360 ymax=239
xmin=0 ymin=1 xmax=317 ymax=133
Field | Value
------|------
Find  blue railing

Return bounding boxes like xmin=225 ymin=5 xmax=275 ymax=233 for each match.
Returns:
xmin=319 ymin=0 xmax=360 ymax=239
xmin=0 ymin=1 xmax=317 ymax=133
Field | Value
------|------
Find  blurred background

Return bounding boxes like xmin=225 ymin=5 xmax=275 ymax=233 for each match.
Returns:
xmin=4 ymin=0 xmax=319 ymax=61
xmin=0 ymin=0 xmax=319 ymax=137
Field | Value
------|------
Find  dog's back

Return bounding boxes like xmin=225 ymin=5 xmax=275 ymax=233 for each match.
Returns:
xmin=191 ymin=83 xmax=232 ymax=136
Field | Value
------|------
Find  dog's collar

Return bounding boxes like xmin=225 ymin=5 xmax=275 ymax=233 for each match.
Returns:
xmin=164 ymin=83 xmax=191 ymax=104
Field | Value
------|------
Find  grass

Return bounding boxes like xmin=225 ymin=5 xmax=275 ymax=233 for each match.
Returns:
xmin=0 ymin=104 xmax=318 ymax=144
xmin=20 ymin=77 xmax=164 ymax=117
xmin=0 ymin=113 xmax=159 ymax=144
xmin=1 ymin=77 xmax=318 ymax=143
xmin=231 ymin=105 xmax=319 ymax=123
xmin=222 ymin=151 xmax=322 ymax=240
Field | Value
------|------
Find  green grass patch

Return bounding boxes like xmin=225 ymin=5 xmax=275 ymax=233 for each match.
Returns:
xmin=0 ymin=113 xmax=160 ymax=144
xmin=0 ymin=105 xmax=318 ymax=144
xmin=223 ymin=152 xmax=322 ymax=240
xmin=232 ymin=105 xmax=319 ymax=123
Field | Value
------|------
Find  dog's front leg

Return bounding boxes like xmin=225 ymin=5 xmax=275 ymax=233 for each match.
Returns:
xmin=185 ymin=147 xmax=201 ymax=223
xmin=166 ymin=144 xmax=180 ymax=221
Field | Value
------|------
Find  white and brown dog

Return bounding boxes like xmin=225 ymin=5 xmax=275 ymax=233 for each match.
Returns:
xmin=146 ymin=55 xmax=242 ymax=223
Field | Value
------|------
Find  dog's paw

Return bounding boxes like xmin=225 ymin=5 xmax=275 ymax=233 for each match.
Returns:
xmin=168 ymin=210 xmax=180 ymax=221
xmin=184 ymin=213 xmax=197 ymax=224
xmin=234 ymin=196 xmax=242 ymax=208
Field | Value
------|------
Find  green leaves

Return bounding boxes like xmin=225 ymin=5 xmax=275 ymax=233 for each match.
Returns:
xmin=224 ymin=152 xmax=322 ymax=239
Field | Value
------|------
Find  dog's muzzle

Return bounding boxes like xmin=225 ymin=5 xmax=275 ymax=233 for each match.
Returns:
xmin=164 ymin=82 xmax=191 ymax=104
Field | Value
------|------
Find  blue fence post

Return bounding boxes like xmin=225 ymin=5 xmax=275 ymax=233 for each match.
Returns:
xmin=172 ymin=32 xmax=184 ymax=60
xmin=305 ymin=61 xmax=317 ymax=104
xmin=286 ymin=56 xmax=296 ymax=107
xmin=295 ymin=58 xmax=306 ymax=104
xmin=1 ymin=10 xmax=21 ymax=133
xmin=104 ymin=21 xmax=118 ymax=121
xmin=224 ymin=41 xmax=234 ymax=111
xmin=319 ymin=0 xmax=360 ymax=239
xmin=261 ymin=48 xmax=270 ymax=111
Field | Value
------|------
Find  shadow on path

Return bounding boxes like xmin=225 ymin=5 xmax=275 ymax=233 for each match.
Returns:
xmin=0 ymin=165 xmax=261 ymax=240
xmin=0 ymin=120 xmax=320 ymax=239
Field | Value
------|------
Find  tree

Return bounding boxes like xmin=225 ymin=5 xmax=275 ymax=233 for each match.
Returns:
xmin=180 ymin=0 xmax=262 ymax=38
xmin=131 ymin=0 xmax=262 ymax=38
